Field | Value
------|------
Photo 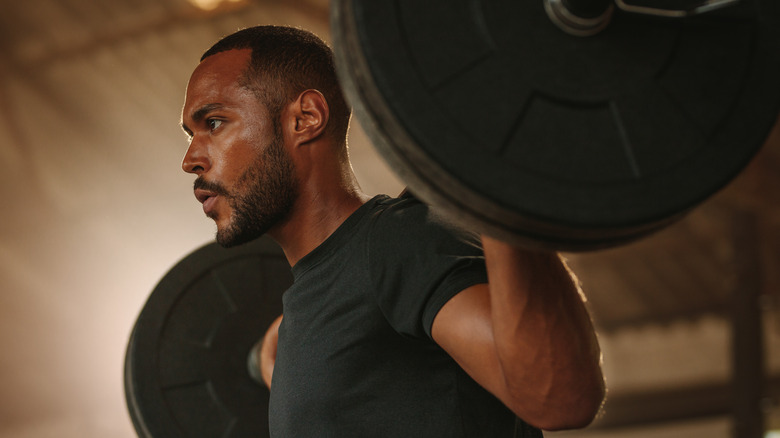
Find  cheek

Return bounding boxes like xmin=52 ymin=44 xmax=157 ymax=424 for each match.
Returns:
xmin=211 ymin=135 xmax=259 ymax=180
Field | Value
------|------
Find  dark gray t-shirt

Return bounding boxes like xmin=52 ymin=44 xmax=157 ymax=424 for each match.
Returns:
xmin=268 ymin=194 xmax=540 ymax=437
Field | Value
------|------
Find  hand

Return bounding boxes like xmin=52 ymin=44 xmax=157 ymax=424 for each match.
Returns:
xmin=250 ymin=314 xmax=283 ymax=389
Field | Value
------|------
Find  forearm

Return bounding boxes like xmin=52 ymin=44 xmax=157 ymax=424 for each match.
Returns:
xmin=482 ymin=236 xmax=604 ymax=430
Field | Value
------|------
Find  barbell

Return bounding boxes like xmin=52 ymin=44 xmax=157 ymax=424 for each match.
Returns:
xmin=126 ymin=0 xmax=780 ymax=435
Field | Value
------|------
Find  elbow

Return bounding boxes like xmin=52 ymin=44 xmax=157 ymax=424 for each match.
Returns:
xmin=537 ymin=392 xmax=605 ymax=431
xmin=509 ymin=377 xmax=606 ymax=431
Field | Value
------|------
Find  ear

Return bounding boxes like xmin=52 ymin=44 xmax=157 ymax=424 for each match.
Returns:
xmin=286 ymin=89 xmax=330 ymax=147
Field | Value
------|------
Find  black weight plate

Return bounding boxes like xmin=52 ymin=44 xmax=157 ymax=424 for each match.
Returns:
xmin=332 ymin=0 xmax=780 ymax=250
xmin=125 ymin=236 xmax=291 ymax=437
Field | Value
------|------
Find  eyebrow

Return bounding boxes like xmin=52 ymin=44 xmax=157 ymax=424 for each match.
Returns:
xmin=181 ymin=103 xmax=224 ymax=135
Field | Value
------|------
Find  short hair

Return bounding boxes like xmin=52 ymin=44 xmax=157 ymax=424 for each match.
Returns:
xmin=201 ymin=26 xmax=351 ymax=144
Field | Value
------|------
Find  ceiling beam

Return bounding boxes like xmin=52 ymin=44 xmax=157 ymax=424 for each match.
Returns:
xmin=590 ymin=375 xmax=779 ymax=430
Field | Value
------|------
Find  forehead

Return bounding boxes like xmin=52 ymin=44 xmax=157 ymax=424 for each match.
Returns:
xmin=183 ymin=48 xmax=256 ymax=115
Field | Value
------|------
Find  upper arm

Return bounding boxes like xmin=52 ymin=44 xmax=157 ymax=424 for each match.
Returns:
xmin=368 ymin=199 xmax=488 ymax=338
xmin=431 ymin=242 xmax=606 ymax=430
xmin=430 ymin=283 xmax=514 ymax=407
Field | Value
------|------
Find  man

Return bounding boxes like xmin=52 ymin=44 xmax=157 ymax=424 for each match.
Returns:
xmin=181 ymin=25 xmax=604 ymax=437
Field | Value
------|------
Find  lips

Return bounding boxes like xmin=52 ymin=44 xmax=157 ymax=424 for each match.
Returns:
xmin=194 ymin=188 xmax=219 ymax=215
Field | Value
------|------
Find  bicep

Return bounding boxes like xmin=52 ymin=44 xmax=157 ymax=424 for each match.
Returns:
xmin=430 ymin=284 xmax=512 ymax=405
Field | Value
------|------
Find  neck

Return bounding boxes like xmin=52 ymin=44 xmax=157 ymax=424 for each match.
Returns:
xmin=268 ymin=169 xmax=371 ymax=268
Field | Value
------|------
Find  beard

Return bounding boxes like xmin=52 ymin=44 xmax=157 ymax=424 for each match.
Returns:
xmin=195 ymin=134 xmax=298 ymax=248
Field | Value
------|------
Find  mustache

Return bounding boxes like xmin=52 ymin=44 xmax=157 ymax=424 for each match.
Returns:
xmin=194 ymin=176 xmax=230 ymax=198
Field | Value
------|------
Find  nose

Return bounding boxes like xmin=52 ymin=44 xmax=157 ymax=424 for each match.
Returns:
xmin=181 ymin=137 xmax=210 ymax=175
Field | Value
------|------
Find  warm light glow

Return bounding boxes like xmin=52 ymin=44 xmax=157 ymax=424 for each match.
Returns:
xmin=188 ymin=0 xmax=220 ymax=10
xmin=188 ymin=0 xmax=243 ymax=11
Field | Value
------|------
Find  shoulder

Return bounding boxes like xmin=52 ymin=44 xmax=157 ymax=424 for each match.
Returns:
xmin=371 ymin=193 xmax=426 ymax=224
xmin=371 ymin=193 xmax=466 ymax=231
xmin=366 ymin=193 xmax=488 ymax=339
xmin=368 ymin=193 xmax=482 ymax=255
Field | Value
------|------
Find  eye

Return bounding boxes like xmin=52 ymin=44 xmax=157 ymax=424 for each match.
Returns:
xmin=207 ymin=118 xmax=223 ymax=131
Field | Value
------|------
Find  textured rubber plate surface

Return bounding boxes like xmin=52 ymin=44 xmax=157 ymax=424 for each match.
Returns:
xmin=125 ymin=236 xmax=291 ymax=438
xmin=333 ymin=0 xmax=780 ymax=249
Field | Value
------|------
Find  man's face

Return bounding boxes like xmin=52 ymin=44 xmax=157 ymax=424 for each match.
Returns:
xmin=181 ymin=49 xmax=298 ymax=247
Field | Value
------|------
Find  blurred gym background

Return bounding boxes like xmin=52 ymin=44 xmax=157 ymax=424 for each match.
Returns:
xmin=0 ymin=0 xmax=777 ymax=437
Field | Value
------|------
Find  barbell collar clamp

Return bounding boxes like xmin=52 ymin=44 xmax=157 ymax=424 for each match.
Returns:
xmin=544 ymin=0 xmax=615 ymax=37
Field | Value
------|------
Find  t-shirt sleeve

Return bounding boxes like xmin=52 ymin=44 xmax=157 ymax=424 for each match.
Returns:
xmin=367 ymin=198 xmax=488 ymax=339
